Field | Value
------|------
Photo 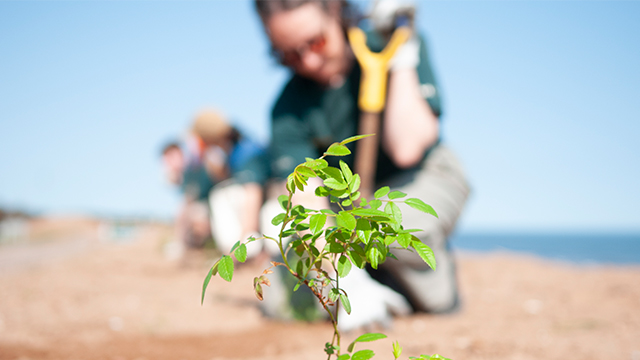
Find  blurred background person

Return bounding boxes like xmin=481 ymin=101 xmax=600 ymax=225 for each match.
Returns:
xmin=160 ymin=135 xmax=215 ymax=261
xmin=190 ymin=109 xmax=271 ymax=260
xmin=254 ymin=0 xmax=470 ymax=331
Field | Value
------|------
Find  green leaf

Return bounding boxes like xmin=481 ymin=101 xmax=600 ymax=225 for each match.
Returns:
xmin=218 ymin=255 xmax=234 ymax=282
xmin=295 ymin=165 xmax=316 ymax=178
xmin=351 ymin=350 xmax=375 ymax=360
xmin=339 ymin=160 xmax=353 ymax=183
xmin=348 ymin=174 xmax=361 ymax=193
xmin=320 ymin=209 xmax=336 ymax=215
xmin=339 ymin=133 xmax=374 ymax=145
xmin=412 ymin=240 xmax=436 ymax=270
xmin=337 ymin=211 xmax=357 ymax=231
xmin=351 ymin=208 xmax=389 ymax=218
xmin=329 ymin=288 xmax=340 ymax=302
xmin=385 ymin=201 xmax=403 ymax=230
xmin=329 ymin=241 xmax=346 ymax=253
xmin=368 ymin=199 xmax=382 ymax=210
xmin=340 ymin=293 xmax=351 ymax=314
xmin=388 ymin=190 xmax=407 ymax=199
xmin=229 ymin=240 xmax=241 ymax=254
xmin=337 ymin=255 xmax=352 ymax=278
xmin=367 ymin=246 xmax=382 ymax=269
xmin=325 ymin=143 xmax=351 ymax=156
xmin=315 ymin=186 xmax=330 ymax=197
xmin=349 ymin=333 xmax=387 ymax=351
xmin=337 ymin=355 xmax=351 ymax=360
xmin=201 ymin=260 xmax=219 ymax=304
xmin=271 ymin=213 xmax=286 ymax=226
xmin=277 ymin=195 xmax=289 ymax=210
xmin=429 ymin=355 xmax=452 ymax=360
xmin=374 ymin=186 xmax=390 ymax=199
xmin=324 ymin=178 xmax=348 ymax=190
xmin=304 ymin=158 xmax=328 ymax=170
xmin=342 ymin=198 xmax=353 ymax=207
xmin=384 ymin=235 xmax=396 ymax=246
xmin=405 ymin=198 xmax=439 ymax=218
xmin=235 ymin=243 xmax=247 ymax=263
xmin=347 ymin=249 xmax=365 ymax=269
xmin=286 ymin=174 xmax=296 ymax=194
xmin=392 ymin=341 xmax=403 ymax=359
xmin=397 ymin=233 xmax=411 ymax=248
xmin=309 ymin=213 xmax=327 ymax=235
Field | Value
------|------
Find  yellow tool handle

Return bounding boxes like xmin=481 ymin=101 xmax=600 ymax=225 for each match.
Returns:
xmin=347 ymin=26 xmax=411 ymax=113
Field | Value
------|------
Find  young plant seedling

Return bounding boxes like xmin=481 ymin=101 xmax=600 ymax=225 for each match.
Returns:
xmin=202 ymin=135 xmax=451 ymax=360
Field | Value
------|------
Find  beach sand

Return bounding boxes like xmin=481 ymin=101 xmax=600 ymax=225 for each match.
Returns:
xmin=0 ymin=218 xmax=638 ymax=360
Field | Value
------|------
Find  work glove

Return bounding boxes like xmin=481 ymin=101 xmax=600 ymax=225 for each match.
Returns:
xmin=369 ymin=0 xmax=416 ymax=33
xmin=337 ymin=267 xmax=411 ymax=333
xmin=370 ymin=0 xmax=420 ymax=71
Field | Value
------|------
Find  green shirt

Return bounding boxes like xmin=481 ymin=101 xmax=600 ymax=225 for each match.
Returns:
xmin=270 ymin=32 xmax=442 ymax=182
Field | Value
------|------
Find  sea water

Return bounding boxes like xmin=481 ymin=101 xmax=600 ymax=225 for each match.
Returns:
xmin=450 ymin=232 xmax=640 ymax=265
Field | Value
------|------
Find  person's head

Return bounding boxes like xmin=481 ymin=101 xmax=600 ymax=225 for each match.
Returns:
xmin=255 ymin=0 xmax=360 ymax=86
xmin=161 ymin=142 xmax=184 ymax=185
xmin=191 ymin=109 xmax=235 ymax=149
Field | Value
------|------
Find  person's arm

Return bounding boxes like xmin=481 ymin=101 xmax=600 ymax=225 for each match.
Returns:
xmin=382 ymin=59 xmax=439 ymax=169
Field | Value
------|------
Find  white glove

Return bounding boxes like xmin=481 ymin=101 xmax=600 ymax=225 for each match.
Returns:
xmin=369 ymin=0 xmax=416 ymax=32
xmin=388 ymin=35 xmax=420 ymax=71
xmin=337 ymin=267 xmax=411 ymax=333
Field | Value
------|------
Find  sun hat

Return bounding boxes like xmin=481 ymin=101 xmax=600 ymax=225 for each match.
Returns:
xmin=191 ymin=109 xmax=232 ymax=145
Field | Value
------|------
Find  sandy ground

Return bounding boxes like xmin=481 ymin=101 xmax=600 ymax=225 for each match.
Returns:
xmin=1 ymin=217 xmax=639 ymax=360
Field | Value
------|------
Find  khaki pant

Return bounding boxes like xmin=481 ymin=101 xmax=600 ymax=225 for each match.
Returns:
xmin=375 ymin=144 xmax=471 ymax=312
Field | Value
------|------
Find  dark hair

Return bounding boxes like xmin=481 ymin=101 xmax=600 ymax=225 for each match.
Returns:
xmin=254 ymin=0 xmax=361 ymax=33
xmin=160 ymin=142 xmax=181 ymax=156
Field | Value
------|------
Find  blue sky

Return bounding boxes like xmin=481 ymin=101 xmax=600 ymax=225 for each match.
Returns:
xmin=1 ymin=1 xmax=639 ymax=233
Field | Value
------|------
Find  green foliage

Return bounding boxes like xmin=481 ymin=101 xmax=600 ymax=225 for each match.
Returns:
xmin=200 ymin=136 xmax=449 ymax=359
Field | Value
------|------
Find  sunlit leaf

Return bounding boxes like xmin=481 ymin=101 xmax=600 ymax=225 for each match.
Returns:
xmin=385 ymin=201 xmax=402 ymax=230
xmin=339 ymin=133 xmax=374 ymax=145
xmin=397 ymin=233 xmax=411 ymax=248
xmin=315 ymin=186 xmax=330 ymax=197
xmin=352 ymin=350 xmax=375 ymax=360
xmin=392 ymin=341 xmax=403 ymax=359
xmin=388 ymin=190 xmax=407 ymax=199
xmin=304 ymin=158 xmax=328 ymax=170
xmin=295 ymin=165 xmax=316 ymax=178
xmin=218 ymin=255 xmax=234 ymax=282
xmin=271 ymin=213 xmax=286 ymax=226
xmin=340 ymin=293 xmax=351 ymax=314
xmin=337 ymin=354 xmax=351 ymax=360
xmin=367 ymin=246 xmax=382 ymax=269
xmin=337 ymin=255 xmax=352 ymax=277
xmin=412 ymin=240 xmax=436 ymax=270
xmin=384 ymin=235 xmax=396 ymax=246
xmin=348 ymin=174 xmax=361 ymax=193
xmin=325 ymin=143 xmax=351 ymax=156
xmin=374 ymin=186 xmax=390 ymax=199
xmin=235 ymin=243 xmax=247 ymax=263
xmin=405 ymin=198 xmax=438 ymax=218
xmin=337 ymin=211 xmax=357 ymax=230
xmin=201 ymin=260 xmax=220 ymax=304
xmin=342 ymin=198 xmax=352 ymax=207
xmin=348 ymin=333 xmax=388 ymax=352
xmin=324 ymin=178 xmax=348 ymax=190
xmin=229 ymin=240 xmax=241 ymax=254
xmin=309 ymin=213 xmax=327 ymax=235
xmin=320 ymin=209 xmax=336 ymax=215
xmin=368 ymin=199 xmax=382 ymax=209
xmin=351 ymin=208 xmax=389 ymax=218
xmin=339 ymin=160 xmax=353 ymax=183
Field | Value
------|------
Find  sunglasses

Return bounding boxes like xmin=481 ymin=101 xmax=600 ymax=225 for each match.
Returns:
xmin=272 ymin=32 xmax=327 ymax=67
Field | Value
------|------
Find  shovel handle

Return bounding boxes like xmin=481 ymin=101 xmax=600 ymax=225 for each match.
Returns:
xmin=348 ymin=26 xmax=411 ymax=197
